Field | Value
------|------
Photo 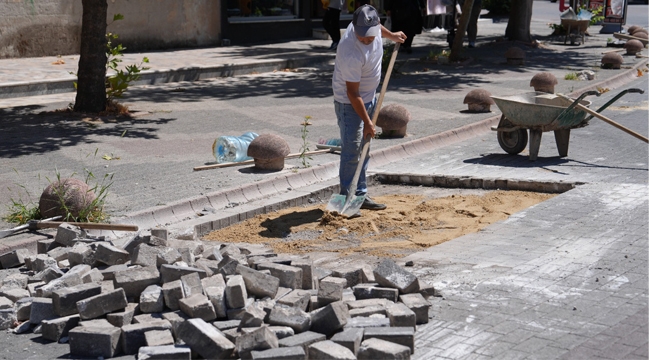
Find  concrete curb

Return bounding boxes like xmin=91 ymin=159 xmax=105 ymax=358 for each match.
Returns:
xmin=0 ymin=54 xmax=335 ymax=99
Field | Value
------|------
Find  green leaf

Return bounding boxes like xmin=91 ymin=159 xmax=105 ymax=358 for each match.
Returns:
xmin=113 ymin=14 xmax=124 ymax=21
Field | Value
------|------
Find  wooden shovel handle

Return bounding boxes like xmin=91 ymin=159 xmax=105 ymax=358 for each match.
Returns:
xmin=34 ymin=221 xmax=138 ymax=231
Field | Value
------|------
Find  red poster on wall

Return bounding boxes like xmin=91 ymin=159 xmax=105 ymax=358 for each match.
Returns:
xmin=603 ymin=0 xmax=627 ymax=24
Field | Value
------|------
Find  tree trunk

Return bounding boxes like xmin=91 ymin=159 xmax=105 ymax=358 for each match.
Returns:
xmin=450 ymin=0 xmax=474 ymax=62
xmin=74 ymin=0 xmax=108 ymax=113
xmin=505 ymin=0 xmax=533 ymax=42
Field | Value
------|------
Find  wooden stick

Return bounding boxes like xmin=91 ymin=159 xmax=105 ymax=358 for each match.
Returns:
xmin=602 ymin=48 xmax=625 ymax=54
xmin=613 ymin=32 xmax=649 ymax=45
xmin=557 ymin=94 xmax=648 ymax=143
xmin=636 ymin=54 xmax=649 ymax=58
xmin=193 ymin=149 xmax=335 ymax=171
xmin=33 ymin=222 xmax=138 ymax=231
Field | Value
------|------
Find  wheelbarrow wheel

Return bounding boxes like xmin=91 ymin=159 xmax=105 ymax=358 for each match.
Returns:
xmin=498 ymin=129 xmax=528 ymax=155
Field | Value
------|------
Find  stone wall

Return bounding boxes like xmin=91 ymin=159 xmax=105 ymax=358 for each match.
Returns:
xmin=0 ymin=0 xmax=221 ymax=59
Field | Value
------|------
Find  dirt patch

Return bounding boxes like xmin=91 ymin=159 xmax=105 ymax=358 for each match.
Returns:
xmin=203 ymin=187 xmax=556 ymax=258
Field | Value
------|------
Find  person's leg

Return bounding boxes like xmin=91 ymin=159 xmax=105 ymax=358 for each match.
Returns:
xmin=323 ymin=9 xmax=337 ymax=47
xmin=331 ymin=8 xmax=341 ymax=43
xmin=467 ymin=2 xmax=481 ymax=45
xmin=335 ymin=99 xmax=376 ymax=197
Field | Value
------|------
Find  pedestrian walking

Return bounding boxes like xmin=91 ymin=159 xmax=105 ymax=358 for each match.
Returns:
xmin=322 ymin=0 xmax=345 ymax=50
xmin=332 ymin=5 xmax=406 ymax=217
xmin=385 ymin=0 xmax=424 ymax=53
xmin=460 ymin=0 xmax=481 ymax=47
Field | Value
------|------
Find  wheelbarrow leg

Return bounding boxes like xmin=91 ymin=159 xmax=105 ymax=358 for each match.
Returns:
xmin=554 ymin=129 xmax=571 ymax=157
xmin=528 ymin=129 xmax=543 ymax=161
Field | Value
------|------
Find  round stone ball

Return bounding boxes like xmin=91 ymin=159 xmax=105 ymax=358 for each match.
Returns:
xmin=505 ymin=47 xmax=525 ymax=65
xmin=627 ymin=25 xmax=642 ymax=34
xmin=39 ymin=178 xmax=96 ymax=219
xmin=624 ymin=40 xmax=644 ymax=55
xmin=377 ymin=104 xmax=410 ymax=138
xmin=463 ymin=89 xmax=495 ymax=112
xmin=631 ymin=29 xmax=648 ymax=37
xmin=530 ymin=72 xmax=558 ymax=93
xmin=632 ymin=31 xmax=648 ymax=40
xmin=601 ymin=52 xmax=624 ymax=69
xmin=247 ymin=133 xmax=290 ymax=171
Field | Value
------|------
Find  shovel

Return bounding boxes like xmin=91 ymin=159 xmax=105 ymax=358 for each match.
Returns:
xmin=0 ymin=218 xmax=138 ymax=239
xmin=326 ymin=42 xmax=400 ymax=217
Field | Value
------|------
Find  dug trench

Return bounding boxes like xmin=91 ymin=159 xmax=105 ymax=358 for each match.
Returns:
xmin=202 ymin=184 xmax=557 ymax=260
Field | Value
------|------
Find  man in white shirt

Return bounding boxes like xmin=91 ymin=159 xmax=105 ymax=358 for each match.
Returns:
xmin=332 ymin=5 xmax=406 ymax=217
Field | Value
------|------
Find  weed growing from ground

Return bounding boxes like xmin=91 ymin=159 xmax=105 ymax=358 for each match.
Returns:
xmin=299 ymin=116 xmax=313 ymax=168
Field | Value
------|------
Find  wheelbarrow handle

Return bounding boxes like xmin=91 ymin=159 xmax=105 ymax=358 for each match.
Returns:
xmin=552 ymin=90 xmax=600 ymax=123
xmin=587 ymin=88 xmax=645 ymax=121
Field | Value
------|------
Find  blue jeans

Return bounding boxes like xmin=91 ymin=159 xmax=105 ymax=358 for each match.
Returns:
xmin=334 ymin=98 xmax=376 ymax=197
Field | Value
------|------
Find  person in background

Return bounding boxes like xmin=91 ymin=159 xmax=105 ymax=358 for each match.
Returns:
xmin=332 ymin=5 xmax=406 ymax=217
xmin=323 ymin=0 xmax=345 ymax=50
xmin=385 ymin=0 xmax=424 ymax=53
xmin=460 ymin=0 xmax=482 ymax=47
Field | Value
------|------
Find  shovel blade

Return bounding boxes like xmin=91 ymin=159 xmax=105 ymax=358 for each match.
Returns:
xmin=325 ymin=193 xmax=365 ymax=218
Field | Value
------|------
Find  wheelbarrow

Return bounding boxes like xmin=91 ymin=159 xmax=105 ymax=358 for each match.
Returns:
xmin=490 ymin=89 xmax=645 ymax=160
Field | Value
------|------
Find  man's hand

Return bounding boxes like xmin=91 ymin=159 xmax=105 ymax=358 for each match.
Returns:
xmin=380 ymin=26 xmax=407 ymax=44
xmin=362 ymin=120 xmax=376 ymax=141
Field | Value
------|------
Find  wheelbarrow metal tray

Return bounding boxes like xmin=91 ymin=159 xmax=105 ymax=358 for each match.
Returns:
xmin=491 ymin=92 xmax=592 ymax=130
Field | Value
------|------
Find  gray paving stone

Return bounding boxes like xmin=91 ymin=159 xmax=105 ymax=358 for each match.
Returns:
xmin=256 ymin=263 xmax=302 ymax=289
xmin=140 ymin=285 xmax=164 ymax=313
xmin=68 ymin=324 xmax=122 ymax=358
xmin=250 ymin=345 xmax=306 ymax=360
xmin=278 ymin=331 xmax=326 ymax=353
xmin=236 ymin=264 xmax=280 ymax=298
xmin=52 ymin=282 xmax=102 ymax=316
xmin=144 ymin=329 xmax=175 ymax=346
xmin=268 ymin=304 xmax=311 ymax=333
xmin=41 ymin=314 xmax=80 ymax=342
xmin=179 ymin=294 xmax=217 ymax=321
xmin=358 ymin=337 xmax=411 ymax=360
xmin=138 ymin=345 xmax=192 ymax=360
xmin=235 ymin=326 xmax=279 ymax=359
xmin=364 ymin=327 xmax=415 ymax=353
xmin=113 ymin=267 xmax=161 ymax=299
xmin=331 ymin=328 xmax=364 ymax=356
xmin=373 ymin=259 xmax=419 ymax=294
xmin=308 ymin=340 xmax=356 ymax=360
xmin=76 ymin=288 xmax=128 ymax=320
xmin=178 ymin=318 xmax=236 ymax=359
xmin=310 ymin=301 xmax=349 ymax=336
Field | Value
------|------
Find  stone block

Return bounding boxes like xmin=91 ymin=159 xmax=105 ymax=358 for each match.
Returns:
xmin=290 ymin=259 xmax=314 ymax=290
xmin=331 ymin=328 xmax=364 ymax=356
xmin=238 ymin=302 xmax=267 ymax=329
xmin=98 ymin=264 xmax=127 ymax=281
xmin=77 ymin=288 xmax=128 ymax=320
xmin=106 ymin=303 xmax=138 ymax=327
xmin=0 ymin=296 xmax=12 ymax=309
xmin=277 ymin=289 xmax=310 ymax=311
xmin=140 ymin=285 xmax=164 ymax=313
xmin=159 ymin=264 xmax=207 ymax=283
xmin=317 ymin=276 xmax=347 ymax=306
xmin=132 ymin=243 xmax=162 ymax=267
xmin=133 ymin=313 xmax=164 ymax=324
xmin=148 ymin=235 xmax=168 ymax=247
xmin=54 ymin=223 xmax=83 ymax=247
xmin=32 ymin=254 xmax=58 ymax=272
xmin=385 ymin=302 xmax=416 ymax=328
xmin=225 ymin=275 xmax=248 ymax=309
xmin=101 ymin=280 xmax=115 ymax=293
xmin=399 ymin=293 xmax=430 ymax=324
xmin=195 ymin=258 xmax=221 ymax=276
xmin=178 ymin=247 xmax=195 ymax=267
xmin=250 ymin=346 xmax=306 ymax=360
xmin=121 ymin=232 xmax=149 ymax=254
xmin=347 ymin=298 xmax=392 ymax=310
xmin=308 ymin=340 xmax=356 ymax=360
xmin=145 ymin=329 xmax=175 ymax=346
xmin=344 ymin=316 xmax=390 ymax=329
xmin=37 ymin=239 xmax=59 ymax=254
xmin=113 ymin=267 xmax=160 ymax=299
xmin=179 ymin=294 xmax=217 ymax=321
xmin=30 ymin=297 xmax=55 ymax=324
xmin=69 ymin=324 xmax=121 ymax=358
xmin=150 ymin=228 xmax=168 ymax=240
xmin=256 ymin=263 xmax=302 ymax=289
xmin=358 ymin=337 xmax=411 ymax=360
xmin=2 ymin=273 xmax=29 ymax=289
xmin=310 ymin=301 xmax=349 ymax=336
xmin=373 ymin=259 xmax=419 ymax=294
xmin=274 ymin=287 xmax=292 ymax=301
xmin=0 ymin=309 xmax=16 ymax=330
xmin=236 ymin=264 xmax=279 ymax=298
xmin=52 ymin=282 xmax=102 ymax=316
xmin=218 ymin=255 xmax=240 ymax=277
xmin=353 ymin=284 xmax=399 ymax=302
xmin=268 ymin=304 xmax=311 ymax=333
xmin=36 ymin=264 xmax=89 ymax=298
xmin=0 ymin=287 xmax=29 ymax=302
xmin=278 ymin=331 xmax=325 ymax=353
xmin=156 ymin=248 xmax=183 ymax=267
xmin=313 ymin=267 xmax=332 ymax=283
xmin=204 ymin=283 xmax=227 ymax=318
xmin=81 ymin=268 xmax=104 ymax=284
xmin=15 ymin=297 xmax=33 ymax=321
xmin=161 ymin=310 xmax=189 ymax=339
xmin=363 ymin=327 xmax=415 ymax=353
xmin=138 ymin=345 xmax=191 ymax=360
xmin=236 ymin=326 xmax=279 ymax=359
xmin=417 ymin=279 xmax=437 ymax=298
xmin=268 ymin=326 xmax=294 ymax=339
xmin=178 ymin=318 xmax=236 ymax=360
xmin=161 ymin=280 xmax=185 ymax=311
xmin=95 ymin=242 xmax=130 ymax=266
xmin=181 ymin=272 xmax=203 ymax=297
xmin=41 ymin=314 xmax=80 ymax=342
xmin=33 ymin=267 xmax=63 ymax=284
xmin=67 ymin=243 xmax=95 ymax=267
xmin=121 ymin=320 xmax=173 ymax=355
xmin=80 ymin=318 xmax=114 ymax=328
xmin=331 ymin=267 xmax=364 ymax=288
xmin=47 ymin=246 xmax=69 ymax=262
xmin=214 ymin=319 xmax=241 ymax=331
xmin=350 ymin=305 xmax=386 ymax=318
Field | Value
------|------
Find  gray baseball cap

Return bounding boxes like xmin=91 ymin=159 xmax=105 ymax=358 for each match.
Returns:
xmin=352 ymin=5 xmax=381 ymax=37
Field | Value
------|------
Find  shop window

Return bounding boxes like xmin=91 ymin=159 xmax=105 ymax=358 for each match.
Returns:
xmin=228 ymin=0 xmax=298 ymax=18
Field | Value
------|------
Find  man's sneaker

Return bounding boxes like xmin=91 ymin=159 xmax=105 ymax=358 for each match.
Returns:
xmin=331 ymin=41 xmax=339 ymax=51
xmin=360 ymin=197 xmax=386 ymax=210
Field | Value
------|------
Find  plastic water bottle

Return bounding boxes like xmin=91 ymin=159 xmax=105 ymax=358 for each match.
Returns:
xmin=318 ymin=138 xmax=342 ymax=147
xmin=213 ymin=132 xmax=259 ymax=163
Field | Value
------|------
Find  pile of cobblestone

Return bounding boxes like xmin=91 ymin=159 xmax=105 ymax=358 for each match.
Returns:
xmin=0 ymin=223 xmax=436 ymax=359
